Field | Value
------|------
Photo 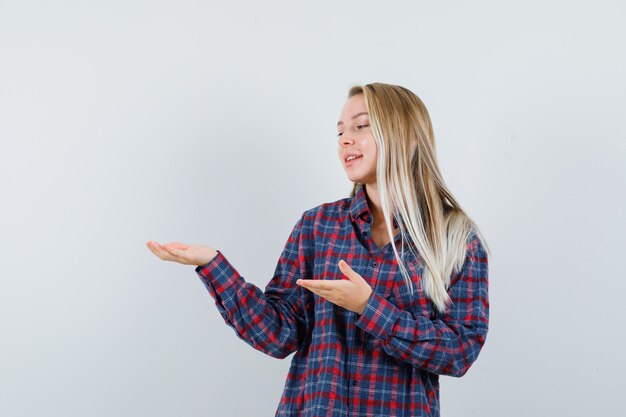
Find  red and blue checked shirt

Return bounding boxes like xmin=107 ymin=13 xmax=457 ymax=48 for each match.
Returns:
xmin=194 ymin=184 xmax=489 ymax=417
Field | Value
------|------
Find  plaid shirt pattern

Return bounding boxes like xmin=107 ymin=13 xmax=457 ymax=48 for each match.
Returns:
xmin=195 ymin=184 xmax=489 ymax=417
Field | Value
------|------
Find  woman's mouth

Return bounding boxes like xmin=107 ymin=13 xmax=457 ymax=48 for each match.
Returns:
xmin=345 ymin=155 xmax=363 ymax=167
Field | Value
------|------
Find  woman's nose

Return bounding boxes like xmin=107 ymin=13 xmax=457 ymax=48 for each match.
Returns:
xmin=338 ymin=133 xmax=355 ymax=146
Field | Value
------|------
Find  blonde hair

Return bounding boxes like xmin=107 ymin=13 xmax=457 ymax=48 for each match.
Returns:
xmin=347 ymin=82 xmax=490 ymax=314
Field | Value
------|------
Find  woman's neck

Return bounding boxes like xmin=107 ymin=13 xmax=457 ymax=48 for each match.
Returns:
xmin=364 ymin=183 xmax=385 ymax=227
xmin=364 ymin=183 xmax=400 ymax=238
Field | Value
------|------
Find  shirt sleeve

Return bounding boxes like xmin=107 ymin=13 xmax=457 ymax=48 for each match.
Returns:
xmin=194 ymin=214 xmax=311 ymax=359
xmin=354 ymin=231 xmax=489 ymax=377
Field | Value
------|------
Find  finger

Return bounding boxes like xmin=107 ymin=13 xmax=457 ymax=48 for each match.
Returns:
xmin=148 ymin=242 xmax=177 ymax=261
xmin=306 ymin=287 xmax=334 ymax=301
xmin=146 ymin=241 xmax=166 ymax=257
xmin=299 ymin=283 xmax=337 ymax=299
xmin=162 ymin=245 xmax=191 ymax=264
xmin=338 ymin=260 xmax=360 ymax=281
xmin=169 ymin=242 xmax=188 ymax=250
xmin=162 ymin=244 xmax=185 ymax=258
xmin=338 ymin=259 xmax=352 ymax=273
xmin=300 ymin=280 xmax=328 ymax=290
xmin=299 ymin=280 xmax=339 ymax=290
xmin=316 ymin=289 xmax=334 ymax=298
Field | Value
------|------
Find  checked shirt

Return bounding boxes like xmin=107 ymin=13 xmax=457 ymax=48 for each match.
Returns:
xmin=194 ymin=184 xmax=489 ymax=416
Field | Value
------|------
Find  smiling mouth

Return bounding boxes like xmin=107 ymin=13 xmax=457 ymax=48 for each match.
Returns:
xmin=345 ymin=155 xmax=363 ymax=166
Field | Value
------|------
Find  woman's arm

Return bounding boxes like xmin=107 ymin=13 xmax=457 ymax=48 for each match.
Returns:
xmin=195 ymin=214 xmax=312 ymax=359
xmin=354 ymin=232 xmax=489 ymax=377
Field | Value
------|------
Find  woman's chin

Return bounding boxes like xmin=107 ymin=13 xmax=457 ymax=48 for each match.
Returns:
xmin=344 ymin=173 xmax=374 ymax=185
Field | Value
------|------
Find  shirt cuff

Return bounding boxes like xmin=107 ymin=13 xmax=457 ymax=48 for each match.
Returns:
xmin=194 ymin=250 xmax=239 ymax=296
xmin=354 ymin=291 xmax=402 ymax=341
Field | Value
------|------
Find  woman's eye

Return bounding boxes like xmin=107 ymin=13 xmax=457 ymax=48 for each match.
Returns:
xmin=337 ymin=124 xmax=368 ymax=137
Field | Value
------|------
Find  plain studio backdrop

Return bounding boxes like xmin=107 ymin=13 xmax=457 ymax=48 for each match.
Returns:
xmin=1 ymin=1 xmax=625 ymax=416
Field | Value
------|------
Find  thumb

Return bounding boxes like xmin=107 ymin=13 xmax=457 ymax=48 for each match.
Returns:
xmin=338 ymin=259 xmax=360 ymax=281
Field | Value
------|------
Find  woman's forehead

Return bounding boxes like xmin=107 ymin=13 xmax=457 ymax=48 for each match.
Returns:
xmin=338 ymin=95 xmax=368 ymax=124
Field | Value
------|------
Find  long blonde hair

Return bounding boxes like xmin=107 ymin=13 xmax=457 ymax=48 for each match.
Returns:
xmin=347 ymin=83 xmax=490 ymax=314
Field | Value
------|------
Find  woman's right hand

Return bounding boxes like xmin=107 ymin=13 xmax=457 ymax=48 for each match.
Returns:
xmin=146 ymin=241 xmax=218 ymax=267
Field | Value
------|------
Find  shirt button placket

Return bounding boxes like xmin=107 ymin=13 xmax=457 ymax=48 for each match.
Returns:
xmin=370 ymin=260 xmax=380 ymax=291
xmin=346 ymin=374 xmax=359 ymax=415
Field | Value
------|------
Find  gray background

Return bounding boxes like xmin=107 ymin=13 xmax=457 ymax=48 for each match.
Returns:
xmin=1 ymin=1 xmax=625 ymax=416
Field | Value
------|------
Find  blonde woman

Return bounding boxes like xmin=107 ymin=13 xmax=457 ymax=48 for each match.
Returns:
xmin=147 ymin=82 xmax=490 ymax=416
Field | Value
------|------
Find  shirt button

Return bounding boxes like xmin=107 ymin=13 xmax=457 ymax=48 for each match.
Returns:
xmin=352 ymin=379 xmax=357 ymax=386
xmin=372 ymin=261 xmax=378 ymax=267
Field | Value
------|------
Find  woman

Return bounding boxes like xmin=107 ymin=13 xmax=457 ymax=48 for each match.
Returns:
xmin=147 ymin=82 xmax=490 ymax=416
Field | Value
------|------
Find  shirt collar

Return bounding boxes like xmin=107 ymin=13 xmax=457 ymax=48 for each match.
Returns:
xmin=349 ymin=184 xmax=399 ymax=228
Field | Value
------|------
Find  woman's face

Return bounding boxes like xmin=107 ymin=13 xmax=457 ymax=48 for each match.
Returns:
xmin=337 ymin=94 xmax=378 ymax=186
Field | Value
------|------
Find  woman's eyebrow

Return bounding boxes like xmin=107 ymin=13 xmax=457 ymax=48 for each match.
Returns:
xmin=337 ymin=112 xmax=369 ymax=126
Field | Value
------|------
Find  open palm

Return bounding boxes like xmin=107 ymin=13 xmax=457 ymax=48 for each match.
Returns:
xmin=146 ymin=241 xmax=218 ymax=267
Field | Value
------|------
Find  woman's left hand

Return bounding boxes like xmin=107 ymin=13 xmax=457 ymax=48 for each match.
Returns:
xmin=297 ymin=259 xmax=373 ymax=315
